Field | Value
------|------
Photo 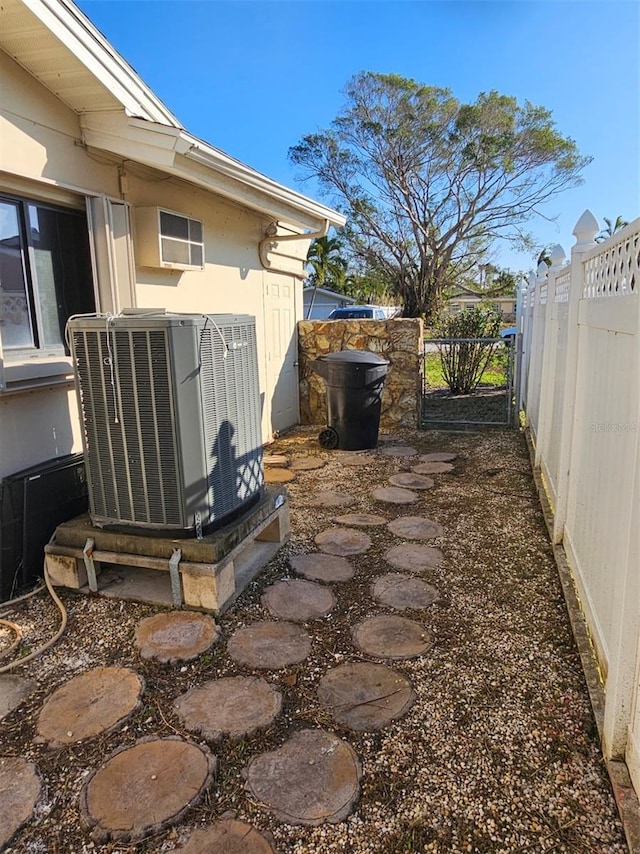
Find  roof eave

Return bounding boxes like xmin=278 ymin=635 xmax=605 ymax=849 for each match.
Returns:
xmin=22 ymin=0 xmax=182 ymax=126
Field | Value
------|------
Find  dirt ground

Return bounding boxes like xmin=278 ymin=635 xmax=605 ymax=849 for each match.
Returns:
xmin=0 ymin=426 xmax=627 ymax=853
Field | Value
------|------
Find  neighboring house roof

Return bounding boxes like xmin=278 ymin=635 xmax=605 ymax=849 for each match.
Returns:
xmin=302 ymin=286 xmax=356 ymax=304
xmin=0 ymin=0 xmax=346 ymax=232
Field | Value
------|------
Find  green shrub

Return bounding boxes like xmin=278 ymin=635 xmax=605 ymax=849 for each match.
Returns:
xmin=436 ymin=306 xmax=502 ymax=394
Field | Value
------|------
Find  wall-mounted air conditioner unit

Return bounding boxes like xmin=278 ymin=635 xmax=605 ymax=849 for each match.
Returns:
xmin=68 ymin=312 xmax=264 ymax=536
xmin=134 ymin=207 xmax=205 ymax=270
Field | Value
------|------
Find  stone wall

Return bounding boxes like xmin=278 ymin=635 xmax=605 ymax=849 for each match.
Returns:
xmin=298 ymin=318 xmax=424 ymax=430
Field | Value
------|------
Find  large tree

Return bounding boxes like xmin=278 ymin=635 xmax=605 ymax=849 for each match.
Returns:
xmin=290 ymin=72 xmax=590 ymax=323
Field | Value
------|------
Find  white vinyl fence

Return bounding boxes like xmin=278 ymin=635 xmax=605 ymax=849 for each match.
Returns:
xmin=519 ymin=211 xmax=640 ymax=794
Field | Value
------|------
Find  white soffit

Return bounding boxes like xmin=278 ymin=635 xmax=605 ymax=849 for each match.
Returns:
xmin=0 ymin=0 xmax=181 ymax=123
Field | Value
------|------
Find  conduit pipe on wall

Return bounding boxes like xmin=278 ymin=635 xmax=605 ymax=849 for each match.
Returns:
xmin=258 ymin=218 xmax=330 ymax=278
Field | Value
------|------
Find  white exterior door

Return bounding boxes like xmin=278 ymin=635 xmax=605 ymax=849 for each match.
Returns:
xmin=264 ymin=279 xmax=299 ymax=435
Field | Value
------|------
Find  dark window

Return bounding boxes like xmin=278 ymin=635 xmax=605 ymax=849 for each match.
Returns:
xmin=0 ymin=195 xmax=94 ymax=356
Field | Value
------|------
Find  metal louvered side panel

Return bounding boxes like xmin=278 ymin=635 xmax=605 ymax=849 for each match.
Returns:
xmin=199 ymin=320 xmax=263 ymax=522
xmin=199 ymin=326 xmax=238 ymax=519
xmin=72 ymin=328 xmax=183 ymax=526
xmin=228 ymin=322 xmax=264 ymax=501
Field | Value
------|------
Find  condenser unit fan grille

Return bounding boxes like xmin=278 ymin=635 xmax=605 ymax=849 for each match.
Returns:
xmin=73 ymin=328 xmax=183 ymax=526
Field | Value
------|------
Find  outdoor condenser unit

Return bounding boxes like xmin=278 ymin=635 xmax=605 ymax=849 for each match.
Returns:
xmin=68 ymin=311 xmax=264 ymax=536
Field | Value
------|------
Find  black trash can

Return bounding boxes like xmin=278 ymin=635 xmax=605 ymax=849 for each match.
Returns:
xmin=309 ymin=350 xmax=390 ymax=450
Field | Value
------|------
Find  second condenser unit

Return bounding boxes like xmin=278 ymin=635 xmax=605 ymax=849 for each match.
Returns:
xmin=68 ymin=311 xmax=264 ymax=536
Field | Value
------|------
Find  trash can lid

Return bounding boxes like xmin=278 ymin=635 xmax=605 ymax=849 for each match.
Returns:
xmin=320 ymin=350 xmax=389 ymax=366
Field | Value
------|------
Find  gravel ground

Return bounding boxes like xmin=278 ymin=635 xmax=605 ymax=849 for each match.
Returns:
xmin=0 ymin=426 xmax=627 ymax=853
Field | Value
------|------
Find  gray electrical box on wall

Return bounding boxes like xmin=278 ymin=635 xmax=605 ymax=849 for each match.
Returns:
xmin=68 ymin=312 xmax=264 ymax=536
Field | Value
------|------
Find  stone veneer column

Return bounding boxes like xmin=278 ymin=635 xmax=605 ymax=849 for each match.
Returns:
xmin=297 ymin=318 xmax=423 ymax=430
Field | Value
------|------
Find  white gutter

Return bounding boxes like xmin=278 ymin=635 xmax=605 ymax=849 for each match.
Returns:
xmin=183 ymin=134 xmax=346 ymax=229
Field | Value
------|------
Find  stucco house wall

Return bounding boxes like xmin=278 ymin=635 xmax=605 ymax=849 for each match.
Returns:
xmin=0 ymin=1 xmax=343 ymax=481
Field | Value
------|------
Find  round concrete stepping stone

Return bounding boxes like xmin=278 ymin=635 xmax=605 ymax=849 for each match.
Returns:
xmin=227 ymin=622 xmax=311 ymax=669
xmin=317 ymin=662 xmax=415 ymax=731
xmin=265 ymin=468 xmax=295 ymax=483
xmin=243 ymin=728 xmax=361 ymax=825
xmin=379 ymin=445 xmax=418 ymax=457
xmin=174 ymin=676 xmax=282 ymax=741
xmin=291 ymin=553 xmax=355 ymax=583
xmin=263 ymin=454 xmax=289 ymax=467
xmin=385 ymin=543 xmax=444 ymax=573
xmin=37 ymin=667 xmax=143 ymax=746
xmin=313 ymin=490 xmax=355 ymax=508
xmin=372 ymin=573 xmax=440 ymax=610
xmin=291 ymin=456 xmax=326 ymax=471
xmin=135 ymin=611 xmax=220 ymax=663
xmin=412 ymin=461 xmax=454 ymax=475
xmin=80 ymin=737 xmax=215 ymax=843
xmin=0 ymin=675 xmax=37 ymax=721
xmin=418 ymin=451 xmax=457 ymax=462
xmin=262 ymin=578 xmax=336 ymax=621
xmin=387 ymin=516 xmax=444 ymax=540
xmin=388 ymin=472 xmax=434 ymax=490
xmin=335 ymin=453 xmax=375 ymax=466
xmin=333 ymin=513 xmax=387 ymax=527
xmin=315 ymin=527 xmax=371 ymax=556
xmin=178 ymin=819 xmax=276 ymax=853
xmin=353 ymin=615 xmax=430 ymax=659
xmin=0 ymin=757 xmax=42 ymax=849
xmin=372 ymin=486 xmax=419 ymax=504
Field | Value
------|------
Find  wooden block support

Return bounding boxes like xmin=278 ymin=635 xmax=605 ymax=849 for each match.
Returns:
xmin=45 ymin=496 xmax=290 ymax=614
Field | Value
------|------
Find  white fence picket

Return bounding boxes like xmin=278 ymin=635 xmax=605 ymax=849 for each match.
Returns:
xmin=519 ymin=211 xmax=640 ymax=787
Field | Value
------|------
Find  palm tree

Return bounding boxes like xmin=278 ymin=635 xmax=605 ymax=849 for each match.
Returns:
xmin=596 ymin=216 xmax=628 ymax=243
xmin=305 ymin=235 xmax=348 ymax=318
xmin=306 ymin=236 xmax=348 ymax=288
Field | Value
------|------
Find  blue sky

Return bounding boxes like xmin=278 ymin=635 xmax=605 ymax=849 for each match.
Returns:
xmin=76 ymin=0 xmax=639 ymax=273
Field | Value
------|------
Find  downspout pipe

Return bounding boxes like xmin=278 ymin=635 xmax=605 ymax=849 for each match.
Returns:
xmin=259 ymin=218 xmax=330 ymax=278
